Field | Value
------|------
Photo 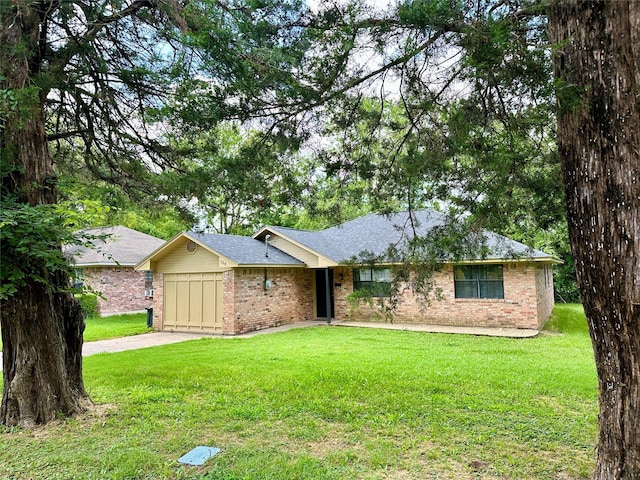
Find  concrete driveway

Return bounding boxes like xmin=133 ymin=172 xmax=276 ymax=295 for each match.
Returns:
xmin=0 ymin=322 xmax=321 ymax=371
xmin=0 ymin=332 xmax=208 ymax=372
xmin=82 ymin=332 xmax=211 ymax=356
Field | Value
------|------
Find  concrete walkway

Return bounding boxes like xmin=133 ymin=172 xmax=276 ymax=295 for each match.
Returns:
xmin=332 ymin=321 xmax=540 ymax=338
xmin=82 ymin=332 xmax=212 ymax=355
xmin=81 ymin=321 xmax=539 ymax=353
xmin=83 ymin=321 xmax=326 ymax=354
xmin=0 ymin=321 xmax=538 ymax=371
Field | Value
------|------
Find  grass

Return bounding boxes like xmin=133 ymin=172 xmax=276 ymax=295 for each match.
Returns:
xmin=543 ymin=303 xmax=590 ymax=336
xmin=83 ymin=313 xmax=151 ymax=342
xmin=0 ymin=313 xmax=150 ymax=349
xmin=0 ymin=304 xmax=598 ymax=479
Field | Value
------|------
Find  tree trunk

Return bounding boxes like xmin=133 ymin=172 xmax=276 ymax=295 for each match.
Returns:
xmin=1 ymin=273 xmax=90 ymax=427
xmin=1 ymin=1 xmax=91 ymax=427
xmin=548 ymin=1 xmax=640 ymax=478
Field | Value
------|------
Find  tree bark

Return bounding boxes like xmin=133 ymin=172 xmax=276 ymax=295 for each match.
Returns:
xmin=1 ymin=273 xmax=90 ymax=427
xmin=548 ymin=1 xmax=640 ymax=478
xmin=1 ymin=1 xmax=91 ymax=427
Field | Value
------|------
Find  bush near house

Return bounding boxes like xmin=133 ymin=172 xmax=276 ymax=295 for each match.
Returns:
xmin=75 ymin=293 xmax=99 ymax=318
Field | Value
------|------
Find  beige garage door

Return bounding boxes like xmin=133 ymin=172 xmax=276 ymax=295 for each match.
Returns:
xmin=163 ymin=273 xmax=223 ymax=333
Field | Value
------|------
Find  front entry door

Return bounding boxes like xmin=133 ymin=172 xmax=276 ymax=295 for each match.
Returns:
xmin=315 ymin=269 xmax=335 ymax=319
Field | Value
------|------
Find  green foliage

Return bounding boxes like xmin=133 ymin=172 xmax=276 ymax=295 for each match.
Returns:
xmin=0 ymin=76 xmax=18 ymax=122
xmin=0 ymin=305 xmax=597 ymax=479
xmin=0 ymin=197 xmax=76 ymax=299
xmin=398 ymin=0 xmax=462 ymax=29
xmin=553 ymin=255 xmax=581 ymax=303
xmin=344 ymin=287 xmax=375 ymax=316
xmin=74 ymin=293 xmax=98 ymax=318
xmin=58 ymin=177 xmax=190 ymax=239
xmin=291 ymin=0 xmax=576 ymax=301
xmin=157 ymin=0 xmax=316 ymax=128
xmin=160 ymin=124 xmax=306 ymax=234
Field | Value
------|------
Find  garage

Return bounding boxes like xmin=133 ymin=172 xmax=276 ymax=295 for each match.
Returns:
xmin=136 ymin=232 xmax=306 ymax=335
xmin=163 ymin=272 xmax=223 ymax=333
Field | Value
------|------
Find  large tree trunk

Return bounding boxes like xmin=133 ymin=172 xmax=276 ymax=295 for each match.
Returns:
xmin=548 ymin=1 xmax=640 ymax=478
xmin=1 ymin=274 xmax=90 ymax=427
xmin=1 ymin=2 xmax=91 ymax=427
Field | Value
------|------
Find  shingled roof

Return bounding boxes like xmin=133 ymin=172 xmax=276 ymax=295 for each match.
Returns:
xmin=186 ymin=232 xmax=303 ymax=266
xmin=66 ymin=226 xmax=165 ymax=267
xmin=260 ymin=209 xmax=555 ymax=264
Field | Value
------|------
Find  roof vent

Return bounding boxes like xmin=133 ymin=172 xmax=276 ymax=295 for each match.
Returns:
xmin=264 ymin=234 xmax=271 ymax=258
xmin=186 ymin=240 xmax=198 ymax=254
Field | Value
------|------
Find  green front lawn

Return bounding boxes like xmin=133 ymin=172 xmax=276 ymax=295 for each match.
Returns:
xmin=1 ymin=305 xmax=597 ymax=479
xmin=83 ymin=312 xmax=151 ymax=342
xmin=0 ymin=313 xmax=150 ymax=349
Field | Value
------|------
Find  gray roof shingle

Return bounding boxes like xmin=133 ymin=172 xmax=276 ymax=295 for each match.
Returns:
xmin=66 ymin=226 xmax=166 ymax=266
xmin=187 ymin=232 xmax=304 ymax=266
xmin=265 ymin=210 xmax=554 ymax=263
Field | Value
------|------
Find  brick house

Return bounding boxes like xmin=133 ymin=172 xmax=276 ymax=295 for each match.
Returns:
xmin=136 ymin=210 xmax=559 ymax=335
xmin=66 ymin=226 xmax=165 ymax=315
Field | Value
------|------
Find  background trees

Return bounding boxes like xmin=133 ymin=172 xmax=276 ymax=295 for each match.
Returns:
xmin=1 ymin=0 xmax=316 ymax=427
xmin=3 ymin=0 xmax=638 ymax=476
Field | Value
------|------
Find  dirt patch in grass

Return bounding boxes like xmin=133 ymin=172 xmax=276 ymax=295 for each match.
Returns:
xmin=83 ymin=401 xmax=118 ymax=420
xmin=26 ymin=402 xmax=118 ymax=440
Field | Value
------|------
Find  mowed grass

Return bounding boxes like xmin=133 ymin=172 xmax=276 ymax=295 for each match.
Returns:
xmin=0 ymin=313 xmax=149 ymax=349
xmin=83 ymin=313 xmax=151 ymax=342
xmin=0 ymin=305 xmax=597 ymax=479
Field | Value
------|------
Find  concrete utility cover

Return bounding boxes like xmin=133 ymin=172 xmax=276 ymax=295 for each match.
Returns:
xmin=178 ymin=446 xmax=221 ymax=466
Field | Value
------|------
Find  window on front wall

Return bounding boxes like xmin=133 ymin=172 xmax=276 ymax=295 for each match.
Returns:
xmin=144 ymin=270 xmax=154 ymax=298
xmin=353 ymin=267 xmax=392 ymax=297
xmin=454 ymin=264 xmax=504 ymax=299
xmin=73 ymin=269 xmax=84 ymax=291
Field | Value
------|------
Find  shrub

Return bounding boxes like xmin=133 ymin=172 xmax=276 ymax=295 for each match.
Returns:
xmin=75 ymin=293 xmax=99 ymax=318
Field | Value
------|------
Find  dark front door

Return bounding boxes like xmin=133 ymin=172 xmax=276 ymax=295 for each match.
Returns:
xmin=315 ymin=269 xmax=335 ymax=319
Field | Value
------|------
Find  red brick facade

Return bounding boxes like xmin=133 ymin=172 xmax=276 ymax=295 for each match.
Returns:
xmin=152 ymin=272 xmax=164 ymax=328
xmin=150 ymin=262 xmax=554 ymax=334
xmin=337 ymin=262 xmax=554 ymax=330
xmin=151 ymin=268 xmax=314 ymax=334
xmin=82 ymin=266 xmax=154 ymax=316
xmin=223 ymin=268 xmax=314 ymax=334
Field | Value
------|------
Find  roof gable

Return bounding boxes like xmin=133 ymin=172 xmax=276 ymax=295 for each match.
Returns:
xmin=253 ymin=226 xmax=341 ymax=267
xmin=257 ymin=210 xmax=558 ymax=264
xmin=65 ymin=226 xmax=165 ymax=267
xmin=188 ymin=232 xmax=304 ymax=266
xmin=136 ymin=231 xmax=304 ymax=271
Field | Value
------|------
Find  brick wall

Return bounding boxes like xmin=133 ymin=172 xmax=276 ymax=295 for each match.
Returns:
xmin=333 ymin=266 xmax=354 ymax=320
xmin=152 ymin=272 xmax=164 ymax=329
xmin=151 ymin=262 xmax=554 ymax=334
xmin=222 ymin=270 xmax=236 ymax=334
xmin=227 ymin=268 xmax=314 ymax=334
xmin=82 ymin=266 xmax=154 ymax=315
xmin=535 ymin=264 xmax=555 ymax=328
xmin=340 ymin=262 xmax=555 ymax=330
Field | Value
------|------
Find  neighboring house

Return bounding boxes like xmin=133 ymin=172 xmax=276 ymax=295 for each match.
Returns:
xmin=136 ymin=210 xmax=560 ymax=335
xmin=66 ymin=226 xmax=166 ymax=315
